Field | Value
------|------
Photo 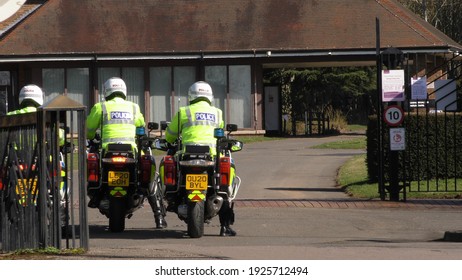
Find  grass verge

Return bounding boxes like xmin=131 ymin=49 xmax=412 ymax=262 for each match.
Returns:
xmin=311 ymin=134 xmax=462 ymax=199
xmin=0 ymin=247 xmax=86 ymax=260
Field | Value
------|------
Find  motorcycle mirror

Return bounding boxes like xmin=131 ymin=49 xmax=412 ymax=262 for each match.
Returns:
xmin=148 ymin=122 xmax=159 ymax=131
xmin=60 ymin=125 xmax=70 ymax=134
xmin=226 ymin=124 xmax=238 ymax=132
xmin=61 ymin=141 xmax=74 ymax=154
xmin=160 ymin=121 xmax=170 ymax=131
xmin=231 ymin=141 xmax=243 ymax=152
xmin=153 ymin=138 xmax=169 ymax=151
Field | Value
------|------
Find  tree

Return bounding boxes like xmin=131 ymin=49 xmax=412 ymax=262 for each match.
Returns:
xmin=264 ymin=67 xmax=377 ymax=132
xmin=397 ymin=0 xmax=462 ymax=44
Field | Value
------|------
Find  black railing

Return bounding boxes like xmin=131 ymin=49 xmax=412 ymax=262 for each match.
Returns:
xmin=0 ymin=96 xmax=88 ymax=252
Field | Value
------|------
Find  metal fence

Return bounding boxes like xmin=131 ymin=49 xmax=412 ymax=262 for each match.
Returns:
xmin=0 ymin=95 xmax=88 ymax=252
xmin=377 ymin=51 xmax=462 ymax=201
xmin=285 ymin=111 xmax=330 ymax=136
xmin=404 ymin=55 xmax=462 ymax=196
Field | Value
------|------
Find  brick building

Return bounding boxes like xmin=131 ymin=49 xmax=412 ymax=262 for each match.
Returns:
xmin=0 ymin=0 xmax=461 ymax=133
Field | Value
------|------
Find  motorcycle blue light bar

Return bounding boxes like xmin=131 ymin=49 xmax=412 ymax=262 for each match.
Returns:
xmin=214 ymin=128 xmax=224 ymax=138
xmin=136 ymin=127 xmax=145 ymax=135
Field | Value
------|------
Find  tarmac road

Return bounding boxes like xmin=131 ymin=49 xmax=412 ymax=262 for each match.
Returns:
xmin=231 ymin=135 xmax=365 ymax=200
xmin=64 ymin=134 xmax=462 ymax=260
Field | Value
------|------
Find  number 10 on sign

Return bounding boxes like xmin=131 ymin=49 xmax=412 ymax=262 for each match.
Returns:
xmin=384 ymin=105 xmax=404 ymax=126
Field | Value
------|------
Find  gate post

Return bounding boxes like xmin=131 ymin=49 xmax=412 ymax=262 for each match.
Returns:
xmin=38 ymin=95 xmax=89 ymax=250
xmin=382 ymin=47 xmax=405 ymax=201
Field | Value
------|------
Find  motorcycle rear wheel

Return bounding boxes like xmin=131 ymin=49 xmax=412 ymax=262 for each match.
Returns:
xmin=109 ymin=197 xmax=126 ymax=232
xmin=187 ymin=201 xmax=204 ymax=238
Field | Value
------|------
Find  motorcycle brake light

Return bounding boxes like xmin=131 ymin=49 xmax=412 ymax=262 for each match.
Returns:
xmin=112 ymin=157 xmax=127 ymax=163
xmin=0 ymin=168 xmax=4 ymax=190
xmin=87 ymin=153 xmax=99 ymax=183
xmin=219 ymin=157 xmax=231 ymax=186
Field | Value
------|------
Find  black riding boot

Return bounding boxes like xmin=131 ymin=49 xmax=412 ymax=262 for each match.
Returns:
xmin=218 ymin=201 xmax=236 ymax=236
xmin=60 ymin=203 xmax=71 ymax=238
xmin=87 ymin=189 xmax=103 ymax=208
xmin=148 ymin=195 xmax=167 ymax=229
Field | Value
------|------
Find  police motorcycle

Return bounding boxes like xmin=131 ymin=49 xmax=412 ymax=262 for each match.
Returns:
xmin=86 ymin=123 xmax=158 ymax=232
xmin=153 ymin=122 xmax=243 ymax=238
xmin=0 ymin=128 xmax=72 ymax=236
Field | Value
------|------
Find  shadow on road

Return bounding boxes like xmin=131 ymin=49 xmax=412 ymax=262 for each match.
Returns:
xmin=88 ymin=225 xmax=187 ymax=240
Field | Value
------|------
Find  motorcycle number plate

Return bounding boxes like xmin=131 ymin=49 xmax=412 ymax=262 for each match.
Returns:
xmin=108 ymin=171 xmax=130 ymax=187
xmin=185 ymin=174 xmax=208 ymax=191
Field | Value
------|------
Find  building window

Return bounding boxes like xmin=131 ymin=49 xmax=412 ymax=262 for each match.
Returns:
xmin=149 ymin=66 xmax=195 ymax=123
xmin=97 ymin=67 xmax=144 ymax=115
xmin=205 ymin=65 xmax=227 ymax=119
xmin=149 ymin=67 xmax=171 ymax=123
xmin=122 ymin=67 xmax=144 ymax=114
xmin=67 ymin=68 xmax=89 ymax=109
xmin=173 ymin=66 xmax=195 ymax=113
xmin=42 ymin=68 xmax=65 ymax=102
xmin=229 ymin=65 xmax=251 ymax=128
xmin=42 ymin=67 xmax=89 ymax=131
xmin=42 ymin=67 xmax=89 ymax=107
xmin=205 ymin=65 xmax=251 ymax=128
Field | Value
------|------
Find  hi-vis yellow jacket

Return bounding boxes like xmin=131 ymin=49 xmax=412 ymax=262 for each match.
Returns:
xmin=7 ymin=106 xmax=37 ymax=116
xmin=166 ymin=100 xmax=224 ymax=154
xmin=87 ymin=97 xmax=145 ymax=150
xmin=8 ymin=106 xmax=65 ymax=146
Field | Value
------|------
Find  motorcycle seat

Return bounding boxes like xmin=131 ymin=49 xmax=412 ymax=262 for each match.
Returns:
xmin=107 ymin=143 xmax=133 ymax=152
xmin=104 ymin=143 xmax=135 ymax=158
xmin=184 ymin=145 xmax=210 ymax=154
xmin=181 ymin=145 xmax=212 ymax=161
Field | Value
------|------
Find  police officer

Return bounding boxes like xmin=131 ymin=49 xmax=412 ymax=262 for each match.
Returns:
xmin=165 ymin=81 xmax=236 ymax=236
xmin=86 ymin=77 xmax=167 ymax=228
xmin=8 ymin=84 xmax=43 ymax=115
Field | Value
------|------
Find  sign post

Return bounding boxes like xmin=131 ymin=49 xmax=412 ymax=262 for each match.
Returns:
xmin=381 ymin=47 xmax=405 ymax=202
xmin=383 ymin=105 xmax=404 ymax=127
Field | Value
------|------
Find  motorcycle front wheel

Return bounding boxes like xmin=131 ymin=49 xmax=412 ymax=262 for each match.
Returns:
xmin=187 ymin=200 xmax=204 ymax=238
xmin=109 ymin=197 xmax=126 ymax=232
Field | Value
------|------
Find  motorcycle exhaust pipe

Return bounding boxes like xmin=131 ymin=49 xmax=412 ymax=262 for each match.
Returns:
xmin=206 ymin=195 xmax=223 ymax=218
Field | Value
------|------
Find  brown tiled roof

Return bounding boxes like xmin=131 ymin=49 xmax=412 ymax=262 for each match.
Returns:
xmin=0 ymin=0 xmax=44 ymax=38
xmin=0 ymin=0 xmax=460 ymax=57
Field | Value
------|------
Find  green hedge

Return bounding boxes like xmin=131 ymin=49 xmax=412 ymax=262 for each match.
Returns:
xmin=367 ymin=113 xmax=462 ymax=182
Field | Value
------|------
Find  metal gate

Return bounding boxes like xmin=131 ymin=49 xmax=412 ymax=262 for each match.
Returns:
xmin=0 ymin=95 xmax=88 ymax=252
xmin=376 ymin=49 xmax=462 ymax=201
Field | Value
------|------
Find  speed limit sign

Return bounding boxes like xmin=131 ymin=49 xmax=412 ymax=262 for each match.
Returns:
xmin=383 ymin=105 xmax=404 ymax=126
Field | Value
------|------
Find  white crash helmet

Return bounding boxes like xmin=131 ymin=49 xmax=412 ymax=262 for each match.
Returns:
xmin=19 ymin=84 xmax=43 ymax=106
xmin=103 ymin=77 xmax=127 ymax=99
xmin=188 ymin=81 xmax=213 ymax=104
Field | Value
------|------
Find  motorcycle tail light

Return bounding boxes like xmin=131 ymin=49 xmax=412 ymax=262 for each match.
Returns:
xmin=163 ymin=155 xmax=176 ymax=186
xmin=112 ymin=156 xmax=127 ymax=163
xmin=0 ymin=167 xmax=4 ymax=190
xmin=219 ymin=157 xmax=231 ymax=186
xmin=87 ymin=153 xmax=99 ymax=182
xmin=140 ymin=155 xmax=153 ymax=184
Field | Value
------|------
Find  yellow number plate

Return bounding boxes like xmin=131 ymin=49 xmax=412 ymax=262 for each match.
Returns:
xmin=186 ymin=174 xmax=208 ymax=190
xmin=108 ymin=171 xmax=129 ymax=187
